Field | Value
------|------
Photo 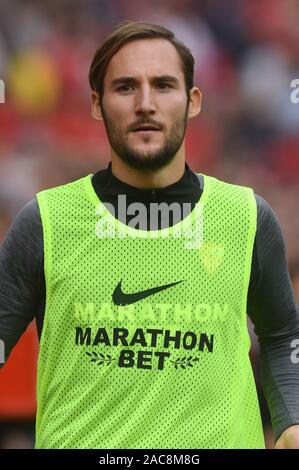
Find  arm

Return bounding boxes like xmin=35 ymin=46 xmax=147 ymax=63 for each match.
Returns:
xmin=248 ymin=195 xmax=299 ymax=448
xmin=0 ymin=197 xmax=45 ymax=366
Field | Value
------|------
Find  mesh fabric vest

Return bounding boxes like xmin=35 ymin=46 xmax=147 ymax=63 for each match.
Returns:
xmin=35 ymin=173 xmax=265 ymax=449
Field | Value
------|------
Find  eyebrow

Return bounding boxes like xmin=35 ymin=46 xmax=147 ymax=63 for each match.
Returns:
xmin=110 ymin=75 xmax=179 ymax=88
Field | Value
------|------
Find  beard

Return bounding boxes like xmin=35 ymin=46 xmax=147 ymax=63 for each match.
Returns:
xmin=100 ymin=104 xmax=189 ymax=171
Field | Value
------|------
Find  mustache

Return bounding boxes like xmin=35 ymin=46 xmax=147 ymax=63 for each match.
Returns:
xmin=128 ymin=120 xmax=164 ymax=132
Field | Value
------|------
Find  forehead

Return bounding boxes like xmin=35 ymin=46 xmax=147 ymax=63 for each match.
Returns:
xmin=104 ymin=38 xmax=184 ymax=84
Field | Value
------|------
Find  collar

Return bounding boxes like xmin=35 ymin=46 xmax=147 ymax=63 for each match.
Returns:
xmin=91 ymin=160 xmax=203 ymax=203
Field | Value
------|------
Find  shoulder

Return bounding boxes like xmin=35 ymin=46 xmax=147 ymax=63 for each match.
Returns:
xmin=37 ymin=175 xmax=91 ymax=199
xmin=254 ymin=193 xmax=281 ymax=225
xmin=203 ymin=175 xmax=256 ymax=211
xmin=0 ymin=196 xmax=43 ymax=268
xmin=3 ymin=197 xmax=42 ymax=239
xmin=204 ymin=174 xmax=254 ymax=193
xmin=254 ymin=193 xmax=285 ymax=251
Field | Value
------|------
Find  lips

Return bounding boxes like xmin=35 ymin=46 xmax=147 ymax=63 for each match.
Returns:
xmin=132 ymin=125 xmax=161 ymax=132
xmin=133 ymin=129 xmax=160 ymax=134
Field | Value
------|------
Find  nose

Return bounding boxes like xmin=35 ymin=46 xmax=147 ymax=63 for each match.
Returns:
xmin=134 ymin=85 xmax=156 ymax=115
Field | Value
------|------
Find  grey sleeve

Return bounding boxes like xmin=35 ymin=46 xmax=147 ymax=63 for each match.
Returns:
xmin=247 ymin=195 xmax=299 ymax=441
xmin=0 ymin=197 xmax=45 ymax=366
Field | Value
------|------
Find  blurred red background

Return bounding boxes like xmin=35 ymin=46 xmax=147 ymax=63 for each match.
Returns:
xmin=0 ymin=0 xmax=299 ymax=449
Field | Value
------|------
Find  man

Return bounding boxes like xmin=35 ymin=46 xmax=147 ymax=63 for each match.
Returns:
xmin=1 ymin=21 xmax=299 ymax=449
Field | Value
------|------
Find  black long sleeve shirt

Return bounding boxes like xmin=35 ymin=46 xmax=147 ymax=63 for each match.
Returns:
xmin=1 ymin=161 xmax=299 ymax=441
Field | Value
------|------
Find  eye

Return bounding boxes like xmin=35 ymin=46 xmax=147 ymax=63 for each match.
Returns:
xmin=117 ymin=85 xmax=134 ymax=93
xmin=156 ymin=82 xmax=172 ymax=90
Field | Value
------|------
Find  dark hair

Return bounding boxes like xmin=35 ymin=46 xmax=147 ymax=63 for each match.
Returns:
xmin=89 ymin=20 xmax=194 ymax=102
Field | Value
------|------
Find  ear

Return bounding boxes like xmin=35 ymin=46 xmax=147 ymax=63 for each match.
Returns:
xmin=187 ymin=87 xmax=202 ymax=119
xmin=91 ymin=91 xmax=103 ymax=121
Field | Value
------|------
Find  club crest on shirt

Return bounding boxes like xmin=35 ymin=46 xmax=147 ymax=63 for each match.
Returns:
xmin=199 ymin=243 xmax=225 ymax=273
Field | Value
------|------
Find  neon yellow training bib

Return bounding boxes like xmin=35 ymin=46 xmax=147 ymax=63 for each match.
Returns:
xmin=35 ymin=173 xmax=265 ymax=449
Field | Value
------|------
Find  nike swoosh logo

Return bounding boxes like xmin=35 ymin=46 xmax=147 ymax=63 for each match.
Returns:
xmin=112 ymin=279 xmax=184 ymax=306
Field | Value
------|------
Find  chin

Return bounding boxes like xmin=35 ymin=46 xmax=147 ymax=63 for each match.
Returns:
xmin=132 ymin=144 xmax=162 ymax=155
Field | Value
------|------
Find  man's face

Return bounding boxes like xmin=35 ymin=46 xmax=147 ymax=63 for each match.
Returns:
xmin=98 ymin=39 xmax=190 ymax=171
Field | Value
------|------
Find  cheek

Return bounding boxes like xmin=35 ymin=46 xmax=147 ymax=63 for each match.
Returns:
xmin=103 ymin=105 xmax=132 ymax=135
xmin=161 ymin=94 xmax=188 ymax=116
xmin=106 ymin=93 xmax=134 ymax=112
